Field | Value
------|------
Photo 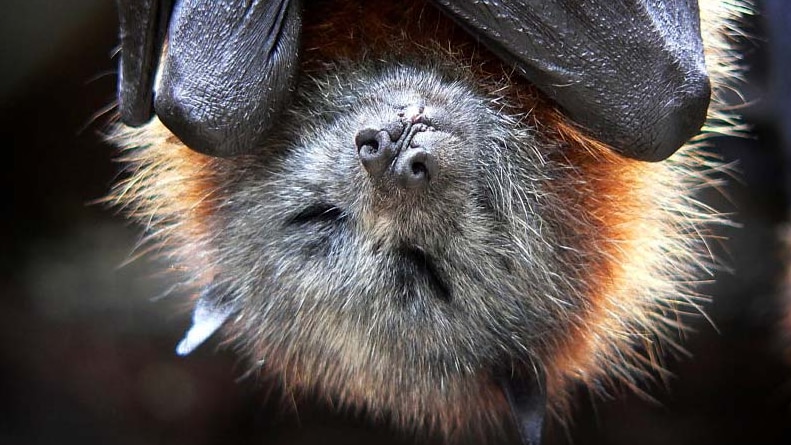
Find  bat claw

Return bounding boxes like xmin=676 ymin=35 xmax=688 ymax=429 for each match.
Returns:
xmin=176 ymin=283 xmax=236 ymax=356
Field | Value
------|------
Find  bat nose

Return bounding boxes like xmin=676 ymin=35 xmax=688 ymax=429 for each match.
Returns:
xmin=355 ymin=119 xmax=439 ymax=190
xmin=393 ymin=146 xmax=437 ymax=190
xmin=355 ymin=127 xmax=399 ymax=181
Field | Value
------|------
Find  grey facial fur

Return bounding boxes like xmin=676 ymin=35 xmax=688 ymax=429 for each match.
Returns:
xmin=214 ymin=64 xmax=579 ymax=379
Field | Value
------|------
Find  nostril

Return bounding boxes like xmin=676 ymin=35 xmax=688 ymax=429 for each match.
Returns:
xmin=355 ymin=128 xmax=381 ymax=153
xmin=396 ymin=149 xmax=437 ymax=190
xmin=356 ymin=128 xmax=399 ymax=180
xmin=411 ymin=161 xmax=427 ymax=178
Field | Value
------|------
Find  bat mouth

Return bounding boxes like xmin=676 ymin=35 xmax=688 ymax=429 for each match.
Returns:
xmin=395 ymin=244 xmax=452 ymax=303
xmin=287 ymin=203 xmax=346 ymax=226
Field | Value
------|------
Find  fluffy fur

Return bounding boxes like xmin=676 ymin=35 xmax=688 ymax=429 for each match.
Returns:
xmin=108 ymin=0 xmax=746 ymax=441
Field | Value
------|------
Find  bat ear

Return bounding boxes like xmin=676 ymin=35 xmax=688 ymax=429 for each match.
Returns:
xmin=500 ymin=369 xmax=547 ymax=445
xmin=117 ymin=0 xmax=173 ymax=126
xmin=176 ymin=283 xmax=236 ymax=356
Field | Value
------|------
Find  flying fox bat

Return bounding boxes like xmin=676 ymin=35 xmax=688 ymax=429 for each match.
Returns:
xmin=110 ymin=0 xmax=745 ymax=443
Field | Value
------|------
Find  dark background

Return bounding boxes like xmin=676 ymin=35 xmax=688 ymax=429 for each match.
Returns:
xmin=2 ymin=1 xmax=790 ymax=444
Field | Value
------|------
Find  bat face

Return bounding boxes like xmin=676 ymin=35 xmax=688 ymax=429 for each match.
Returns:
xmin=110 ymin=0 xmax=744 ymax=441
xmin=244 ymin=68 xmax=539 ymax=369
xmin=209 ymin=63 xmax=577 ymax=432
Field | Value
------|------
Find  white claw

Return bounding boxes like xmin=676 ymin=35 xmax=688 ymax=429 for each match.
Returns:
xmin=175 ymin=296 xmax=234 ymax=356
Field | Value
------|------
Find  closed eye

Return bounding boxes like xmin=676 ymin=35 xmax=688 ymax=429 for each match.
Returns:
xmin=287 ymin=203 xmax=346 ymax=226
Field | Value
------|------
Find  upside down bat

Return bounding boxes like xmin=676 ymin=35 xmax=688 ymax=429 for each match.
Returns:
xmin=109 ymin=0 xmax=746 ymax=443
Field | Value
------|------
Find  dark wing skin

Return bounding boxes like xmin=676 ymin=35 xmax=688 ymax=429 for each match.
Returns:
xmin=431 ymin=0 xmax=711 ymax=161
xmin=116 ymin=0 xmax=171 ymax=127
xmin=118 ymin=0 xmax=708 ymax=161
xmin=117 ymin=0 xmax=301 ymax=157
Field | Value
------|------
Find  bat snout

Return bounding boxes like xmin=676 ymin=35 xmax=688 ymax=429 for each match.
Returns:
xmin=355 ymin=113 xmax=444 ymax=191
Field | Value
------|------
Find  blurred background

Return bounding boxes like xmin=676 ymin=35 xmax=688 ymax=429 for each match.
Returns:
xmin=2 ymin=1 xmax=790 ymax=444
